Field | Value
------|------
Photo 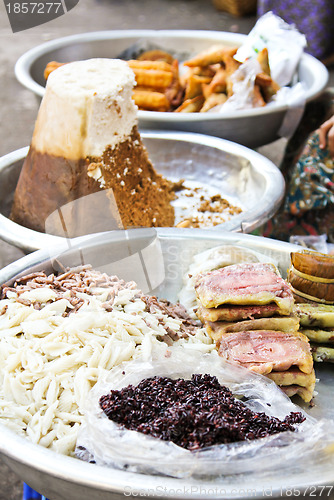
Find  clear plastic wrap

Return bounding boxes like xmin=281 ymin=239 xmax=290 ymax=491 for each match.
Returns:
xmin=215 ymin=12 xmax=307 ymax=122
xmin=235 ymin=12 xmax=307 ymax=87
xmin=215 ymin=59 xmax=264 ymax=112
xmin=290 ymin=234 xmax=328 ymax=253
xmin=76 ymin=346 xmax=334 ymax=479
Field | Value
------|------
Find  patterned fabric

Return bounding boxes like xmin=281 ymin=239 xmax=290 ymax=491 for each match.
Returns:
xmin=255 ymin=129 xmax=334 ymax=243
xmin=257 ymin=0 xmax=334 ymax=60
xmin=285 ymin=132 xmax=334 ymax=215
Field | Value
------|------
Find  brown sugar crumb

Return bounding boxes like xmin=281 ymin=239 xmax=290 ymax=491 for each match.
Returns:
xmin=89 ymin=126 xmax=175 ymax=228
xmin=174 ymin=186 xmax=242 ymax=228
xmin=199 ymin=195 xmax=241 ymax=214
xmin=87 ymin=129 xmax=242 ymax=231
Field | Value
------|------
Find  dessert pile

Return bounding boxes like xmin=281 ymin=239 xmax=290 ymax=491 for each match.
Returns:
xmin=11 ymin=59 xmax=175 ymax=233
xmin=0 ymin=265 xmax=213 ymax=455
xmin=289 ymin=251 xmax=334 ymax=364
xmin=99 ymin=374 xmax=305 ymax=450
xmin=0 ymin=248 xmax=332 ymax=456
xmin=195 ymin=262 xmax=315 ymax=402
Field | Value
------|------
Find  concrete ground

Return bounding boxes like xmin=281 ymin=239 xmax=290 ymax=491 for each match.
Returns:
xmin=0 ymin=1 xmax=333 ymax=498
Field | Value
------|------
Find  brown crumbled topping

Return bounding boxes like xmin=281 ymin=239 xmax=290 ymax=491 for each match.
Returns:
xmin=1 ymin=266 xmax=137 ymax=316
xmin=0 ymin=266 xmax=200 ymax=343
xmin=99 ymin=127 xmax=175 ymax=228
xmin=0 ymin=305 xmax=8 ymax=315
xmin=141 ymin=295 xmax=199 ymax=341
xmin=172 ymin=186 xmax=242 ymax=228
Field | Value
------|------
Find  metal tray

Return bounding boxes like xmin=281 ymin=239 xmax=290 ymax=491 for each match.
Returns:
xmin=0 ymin=131 xmax=284 ymax=253
xmin=0 ymin=229 xmax=333 ymax=499
xmin=14 ymin=30 xmax=329 ymax=148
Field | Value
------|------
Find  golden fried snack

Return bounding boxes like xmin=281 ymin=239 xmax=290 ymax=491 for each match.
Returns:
xmin=200 ymin=93 xmax=227 ymax=112
xmin=254 ymin=72 xmax=280 ymax=102
xmin=179 ymin=68 xmax=193 ymax=89
xmin=257 ymin=47 xmax=271 ymax=76
xmin=192 ymin=66 xmax=217 ymax=77
xmin=255 ymin=48 xmax=281 ymax=101
xmin=127 ymin=59 xmax=173 ymax=73
xmin=203 ymin=68 xmax=227 ymax=97
xmin=133 ymin=89 xmax=170 ymax=111
xmin=133 ymin=68 xmax=173 ymax=89
xmin=183 ymin=44 xmax=238 ymax=67
xmin=131 ymin=68 xmax=174 ymax=89
xmin=224 ymin=54 xmax=241 ymax=74
xmin=224 ymin=54 xmax=241 ymax=97
xmin=255 ymin=72 xmax=273 ymax=88
xmin=137 ymin=50 xmax=175 ymax=65
xmin=43 ymin=45 xmax=280 ymax=114
xmin=175 ymin=95 xmax=205 ymax=113
xmin=44 ymin=61 xmax=66 ymax=80
xmin=184 ymin=74 xmax=212 ymax=100
xmin=252 ymin=84 xmax=266 ymax=107
xmin=165 ymin=60 xmax=184 ymax=109
xmin=261 ymin=80 xmax=280 ymax=102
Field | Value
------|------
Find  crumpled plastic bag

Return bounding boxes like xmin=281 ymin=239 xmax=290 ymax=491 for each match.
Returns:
xmin=76 ymin=345 xmax=334 ymax=479
xmin=214 ymin=13 xmax=307 ymax=117
xmin=215 ymin=59 xmax=264 ymax=112
xmin=235 ymin=12 xmax=307 ymax=87
xmin=289 ymin=234 xmax=328 ymax=254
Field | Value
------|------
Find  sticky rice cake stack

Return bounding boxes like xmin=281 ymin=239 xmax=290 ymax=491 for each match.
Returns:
xmin=195 ymin=262 xmax=315 ymax=402
xmin=289 ymin=251 xmax=334 ymax=364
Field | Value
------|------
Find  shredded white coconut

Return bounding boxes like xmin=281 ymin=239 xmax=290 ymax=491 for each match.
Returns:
xmin=0 ymin=268 xmax=213 ymax=456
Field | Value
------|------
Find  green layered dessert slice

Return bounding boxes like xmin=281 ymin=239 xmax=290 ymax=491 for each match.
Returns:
xmin=295 ymin=303 xmax=334 ymax=328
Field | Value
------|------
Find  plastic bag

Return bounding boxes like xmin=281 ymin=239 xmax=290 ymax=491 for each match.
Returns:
xmin=213 ymin=59 xmax=263 ymax=112
xmin=76 ymin=345 xmax=334 ymax=479
xmin=290 ymin=234 xmax=328 ymax=254
xmin=235 ymin=12 xmax=307 ymax=87
xmin=213 ymin=12 xmax=307 ymax=116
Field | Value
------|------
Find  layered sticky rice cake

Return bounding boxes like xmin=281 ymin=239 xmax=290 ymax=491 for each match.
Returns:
xmin=289 ymin=251 xmax=334 ymax=364
xmin=288 ymin=250 xmax=334 ymax=304
xmin=295 ymin=303 xmax=334 ymax=364
xmin=195 ymin=262 xmax=297 ymax=334
xmin=195 ymin=262 xmax=315 ymax=402
xmin=217 ymin=331 xmax=315 ymax=402
xmin=11 ymin=59 xmax=175 ymax=234
xmin=195 ymin=263 xmax=294 ymax=312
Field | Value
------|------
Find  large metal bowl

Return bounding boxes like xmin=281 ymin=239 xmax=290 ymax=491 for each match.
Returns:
xmin=0 ymin=131 xmax=285 ymax=253
xmin=0 ymin=229 xmax=333 ymax=500
xmin=14 ymin=30 xmax=329 ymax=148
